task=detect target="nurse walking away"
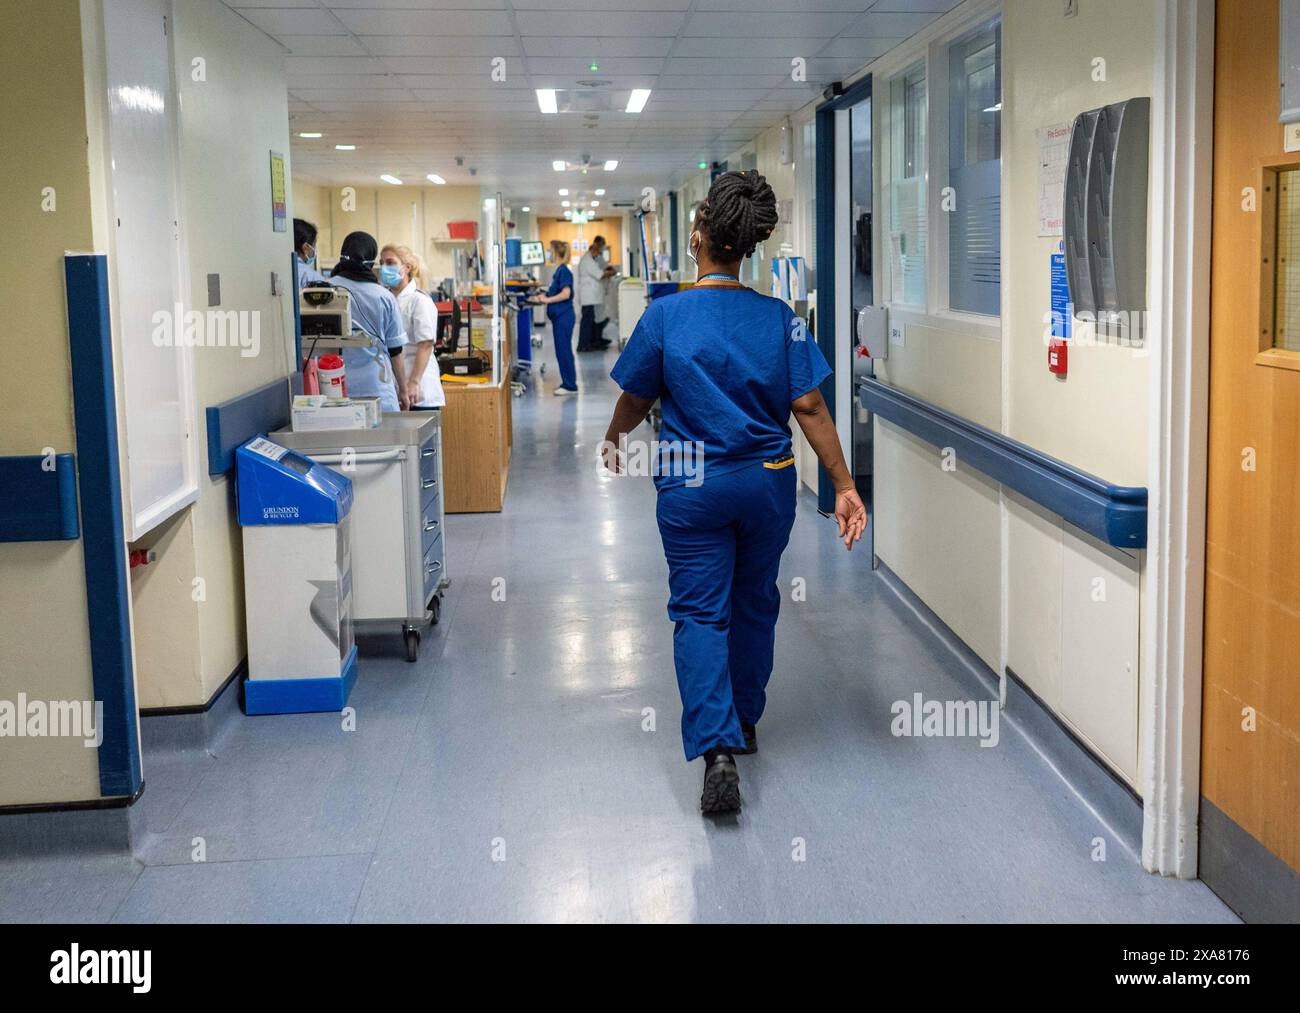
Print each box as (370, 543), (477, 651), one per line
(328, 231), (410, 412)
(379, 243), (445, 410)
(530, 239), (579, 396)
(604, 170), (868, 815)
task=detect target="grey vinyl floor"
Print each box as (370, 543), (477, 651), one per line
(0, 340), (1236, 923)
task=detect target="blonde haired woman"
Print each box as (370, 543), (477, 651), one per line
(380, 243), (445, 409)
(529, 239), (578, 395)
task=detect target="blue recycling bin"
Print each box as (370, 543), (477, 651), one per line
(236, 436), (358, 715)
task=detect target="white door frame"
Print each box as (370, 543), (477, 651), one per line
(1141, 0), (1215, 878)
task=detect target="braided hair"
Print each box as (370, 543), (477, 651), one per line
(695, 169), (778, 262)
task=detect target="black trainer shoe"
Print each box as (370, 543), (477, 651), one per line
(700, 747), (741, 814)
(732, 722), (757, 755)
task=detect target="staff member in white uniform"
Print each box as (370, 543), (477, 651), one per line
(577, 235), (615, 352)
(328, 231), (409, 412)
(380, 243), (445, 409)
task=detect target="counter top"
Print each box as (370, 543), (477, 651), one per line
(270, 411), (439, 450)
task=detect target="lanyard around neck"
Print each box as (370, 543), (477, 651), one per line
(696, 272), (743, 289)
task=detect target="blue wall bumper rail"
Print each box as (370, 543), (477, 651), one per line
(859, 378), (1148, 550)
(0, 454), (79, 542)
(206, 377), (291, 476)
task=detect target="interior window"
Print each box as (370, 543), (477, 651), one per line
(889, 63), (928, 306)
(947, 19), (1002, 316)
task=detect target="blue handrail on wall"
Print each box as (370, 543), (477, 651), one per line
(205, 377), (291, 476)
(859, 377), (1148, 550)
(0, 454), (79, 542)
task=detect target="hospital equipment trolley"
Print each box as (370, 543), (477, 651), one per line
(272, 412), (447, 662)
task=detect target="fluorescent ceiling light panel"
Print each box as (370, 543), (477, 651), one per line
(381, 174), (402, 185)
(426, 173), (446, 184)
(626, 88), (652, 113)
(552, 160), (566, 171)
(536, 89), (558, 114)
(604, 160), (618, 171)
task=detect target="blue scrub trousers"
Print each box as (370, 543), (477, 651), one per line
(656, 460), (797, 760)
(549, 308), (577, 390)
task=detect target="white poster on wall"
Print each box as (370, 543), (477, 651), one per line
(1037, 123), (1072, 237)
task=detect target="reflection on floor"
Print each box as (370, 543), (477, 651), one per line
(0, 342), (1235, 923)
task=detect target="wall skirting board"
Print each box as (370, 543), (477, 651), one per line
(0, 664), (244, 858)
(874, 561), (1143, 859)
(138, 660), (244, 756)
(1199, 798), (1300, 923)
(0, 784), (145, 860)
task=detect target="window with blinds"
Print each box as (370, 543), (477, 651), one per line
(947, 20), (1002, 316)
(1274, 169), (1300, 352)
(889, 64), (928, 306)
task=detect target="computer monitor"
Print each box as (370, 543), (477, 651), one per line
(520, 240), (544, 266)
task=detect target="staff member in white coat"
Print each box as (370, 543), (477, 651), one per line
(380, 243), (445, 410)
(577, 235), (615, 352)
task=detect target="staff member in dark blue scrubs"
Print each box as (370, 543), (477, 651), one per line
(530, 239), (579, 395)
(604, 170), (867, 814)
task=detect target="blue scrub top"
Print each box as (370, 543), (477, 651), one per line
(611, 287), (830, 489)
(327, 274), (407, 411)
(298, 259), (327, 289)
(547, 264), (575, 318)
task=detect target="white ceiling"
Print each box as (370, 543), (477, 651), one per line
(222, 0), (958, 215)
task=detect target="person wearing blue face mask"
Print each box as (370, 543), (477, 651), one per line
(294, 218), (326, 289)
(328, 231), (410, 411)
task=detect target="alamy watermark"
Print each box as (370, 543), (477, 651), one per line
(599, 435), (706, 487)
(891, 692), (999, 748)
(151, 304), (261, 358)
(0, 695), (103, 747)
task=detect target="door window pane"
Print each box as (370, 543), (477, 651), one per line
(948, 20), (1001, 316)
(1274, 168), (1300, 351)
(889, 64), (927, 306)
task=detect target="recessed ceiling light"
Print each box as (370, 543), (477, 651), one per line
(335, 144), (356, 151)
(591, 201), (599, 207)
(426, 173), (446, 184)
(298, 132), (322, 139)
(552, 159), (566, 171)
(558, 188), (569, 196)
(561, 200), (571, 207)
(564, 210), (572, 218)
(595, 188), (606, 195)
(536, 89), (558, 114)
(604, 160), (618, 171)
(521, 206), (531, 212)
(626, 88), (652, 113)
(381, 174), (402, 185)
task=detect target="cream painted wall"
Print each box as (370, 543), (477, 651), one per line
(291, 182), (483, 282)
(1000, 0), (1151, 785)
(0, 0), (104, 804)
(1004, 0), (1152, 486)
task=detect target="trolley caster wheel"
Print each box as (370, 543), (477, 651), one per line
(539, 362), (547, 376)
(403, 628), (420, 663)
(430, 596), (441, 626)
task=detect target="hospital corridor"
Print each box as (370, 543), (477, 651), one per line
(0, 0), (1298, 977)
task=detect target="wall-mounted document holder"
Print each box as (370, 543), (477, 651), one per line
(1063, 97), (1150, 319)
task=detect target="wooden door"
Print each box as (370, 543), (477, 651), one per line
(1202, 0), (1300, 914)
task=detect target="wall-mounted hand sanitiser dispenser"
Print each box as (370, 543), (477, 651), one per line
(1063, 97), (1150, 319)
